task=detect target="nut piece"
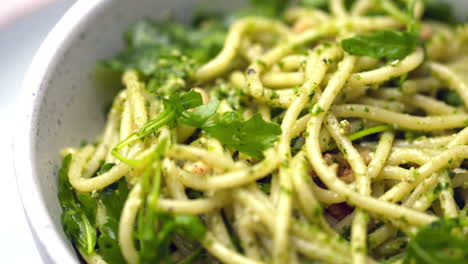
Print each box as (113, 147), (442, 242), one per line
(183, 161), (212, 175)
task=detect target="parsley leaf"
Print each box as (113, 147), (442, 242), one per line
(202, 112), (282, 158)
(58, 154), (97, 255)
(341, 30), (419, 60)
(403, 218), (468, 264)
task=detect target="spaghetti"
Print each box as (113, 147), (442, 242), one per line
(58, 1), (468, 263)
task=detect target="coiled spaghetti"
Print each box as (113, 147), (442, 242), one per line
(59, 1), (468, 263)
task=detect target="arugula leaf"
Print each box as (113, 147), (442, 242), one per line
(133, 139), (207, 264)
(137, 142), (166, 263)
(327, 125), (391, 150)
(341, 30), (419, 60)
(98, 218), (125, 264)
(138, 212), (207, 264)
(58, 154), (97, 255)
(100, 179), (129, 221)
(61, 210), (97, 255)
(97, 179), (129, 264)
(202, 113), (282, 158)
(76, 193), (97, 224)
(111, 90), (205, 163)
(300, 0), (328, 9)
(403, 218), (468, 264)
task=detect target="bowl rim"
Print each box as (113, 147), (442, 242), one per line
(13, 0), (110, 262)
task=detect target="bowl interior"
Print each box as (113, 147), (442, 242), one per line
(17, 0), (244, 262)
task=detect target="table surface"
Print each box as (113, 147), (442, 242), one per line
(0, 0), (74, 262)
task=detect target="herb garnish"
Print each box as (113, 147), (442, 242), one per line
(97, 179), (129, 263)
(341, 30), (419, 60)
(58, 154), (97, 255)
(202, 112), (282, 158)
(111, 90), (219, 164)
(112, 87), (281, 162)
(403, 218), (468, 264)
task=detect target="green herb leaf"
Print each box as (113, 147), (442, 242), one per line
(58, 154), (97, 255)
(97, 163), (115, 175)
(101, 18), (226, 95)
(181, 100), (220, 128)
(98, 218), (125, 264)
(97, 179), (129, 264)
(61, 210), (97, 255)
(327, 125), (391, 150)
(341, 30), (419, 60)
(100, 179), (129, 221)
(202, 113), (282, 158)
(138, 212), (207, 264)
(167, 90), (204, 118)
(76, 193), (97, 224)
(257, 182), (272, 195)
(403, 218), (468, 264)
(112, 90), (206, 163)
(439, 90), (463, 107)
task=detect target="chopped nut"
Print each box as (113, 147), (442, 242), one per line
(359, 149), (372, 166)
(183, 161), (212, 175)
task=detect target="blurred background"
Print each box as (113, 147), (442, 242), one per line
(0, 0), (74, 262)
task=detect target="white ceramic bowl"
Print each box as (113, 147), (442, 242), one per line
(13, 0), (468, 263)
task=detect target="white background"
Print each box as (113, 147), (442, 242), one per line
(0, 0), (74, 262)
